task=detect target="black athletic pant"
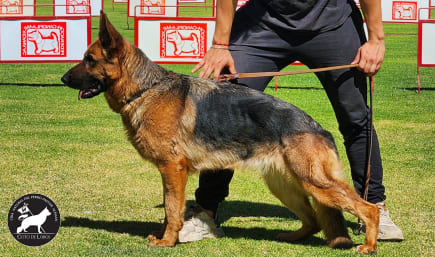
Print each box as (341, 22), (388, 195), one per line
(195, 7), (386, 214)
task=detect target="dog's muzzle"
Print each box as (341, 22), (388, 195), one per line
(61, 73), (105, 100)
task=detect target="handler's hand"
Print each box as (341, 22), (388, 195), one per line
(191, 48), (237, 81)
(351, 39), (385, 77)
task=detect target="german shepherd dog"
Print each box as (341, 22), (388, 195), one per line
(61, 11), (379, 254)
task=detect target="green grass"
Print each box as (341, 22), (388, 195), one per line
(1, 2), (434, 256)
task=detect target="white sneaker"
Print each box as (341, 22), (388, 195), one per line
(178, 205), (225, 243)
(376, 203), (404, 241)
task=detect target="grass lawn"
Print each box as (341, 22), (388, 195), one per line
(0, 2), (434, 256)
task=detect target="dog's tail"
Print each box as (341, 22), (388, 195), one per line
(284, 132), (344, 187)
(309, 146), (356, 249)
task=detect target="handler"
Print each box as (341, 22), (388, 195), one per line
(179, 0), (404, 242)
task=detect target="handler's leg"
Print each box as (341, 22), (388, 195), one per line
(178, 170), (232, 243)
(195, 169), (234, 215)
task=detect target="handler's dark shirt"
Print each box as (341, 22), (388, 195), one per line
(234, 0), (354, 33)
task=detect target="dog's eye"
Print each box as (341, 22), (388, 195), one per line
(84, 55), (95, 66)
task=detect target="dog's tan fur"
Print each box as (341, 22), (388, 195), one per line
(61, 12), (379, 254)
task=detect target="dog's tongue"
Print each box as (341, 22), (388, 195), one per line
(78, 88), (101, 100)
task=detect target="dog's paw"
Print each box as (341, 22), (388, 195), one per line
(356, 244), (377, 255)
(146, 231), (163, 241)
(147, 239), (176, 247)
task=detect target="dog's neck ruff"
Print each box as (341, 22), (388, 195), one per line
(122, 54), (163, 105)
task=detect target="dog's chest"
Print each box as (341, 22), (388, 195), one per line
(120, 94), (185, 161)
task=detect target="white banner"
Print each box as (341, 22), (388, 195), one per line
(382, 0), (430, 22)
(135, 18), (215, 63)
(420, 22), (435, 65)
(128, 0), (178, 17)
(0, 0), (35, 17)
(0, 18), (90, 62)
(54, 0), (102, 16)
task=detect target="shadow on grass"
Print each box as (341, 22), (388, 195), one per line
(153, 200), (297, 221)
(222, 226), (327, 247)
(61, 216), (326, 247)
(62, 200), (360, 247)
(62, 217), (161, 238)
(216, 200), (297, 221)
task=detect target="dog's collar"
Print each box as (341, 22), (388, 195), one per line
(125, 88), (149, 105)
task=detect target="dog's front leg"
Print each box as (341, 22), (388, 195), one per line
(147, 159), (188, 247)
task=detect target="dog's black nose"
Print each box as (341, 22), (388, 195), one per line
(61, 74), (70, 85)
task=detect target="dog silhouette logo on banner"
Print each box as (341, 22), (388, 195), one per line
(140, 0), (165, 15)
(21, 22), (67, 57)
(0, 0), (23, 14)
(392, 1), (417, 20)
(160, 23), (206, 59)
(66, 0), (90, 14)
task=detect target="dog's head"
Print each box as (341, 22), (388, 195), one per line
(61, 11), (124, 100)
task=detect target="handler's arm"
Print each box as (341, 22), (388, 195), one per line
(352, 0), (385, 76)
(191, 0), (238, 80)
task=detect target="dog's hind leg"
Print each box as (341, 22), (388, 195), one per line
(263, 170), (321, 242)
(312, 201), (353, 249)
(302, 181), (379, 254)
(303, 181), (379, 254)
(147, 158), (189, 247)
(284, 133), (379, 254)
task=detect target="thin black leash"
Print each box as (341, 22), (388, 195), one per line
(354, 76), (374, 235)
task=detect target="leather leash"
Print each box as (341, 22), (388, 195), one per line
(218, 63), (359, 81)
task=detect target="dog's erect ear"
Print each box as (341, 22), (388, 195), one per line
(99, 10), (123, 54)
